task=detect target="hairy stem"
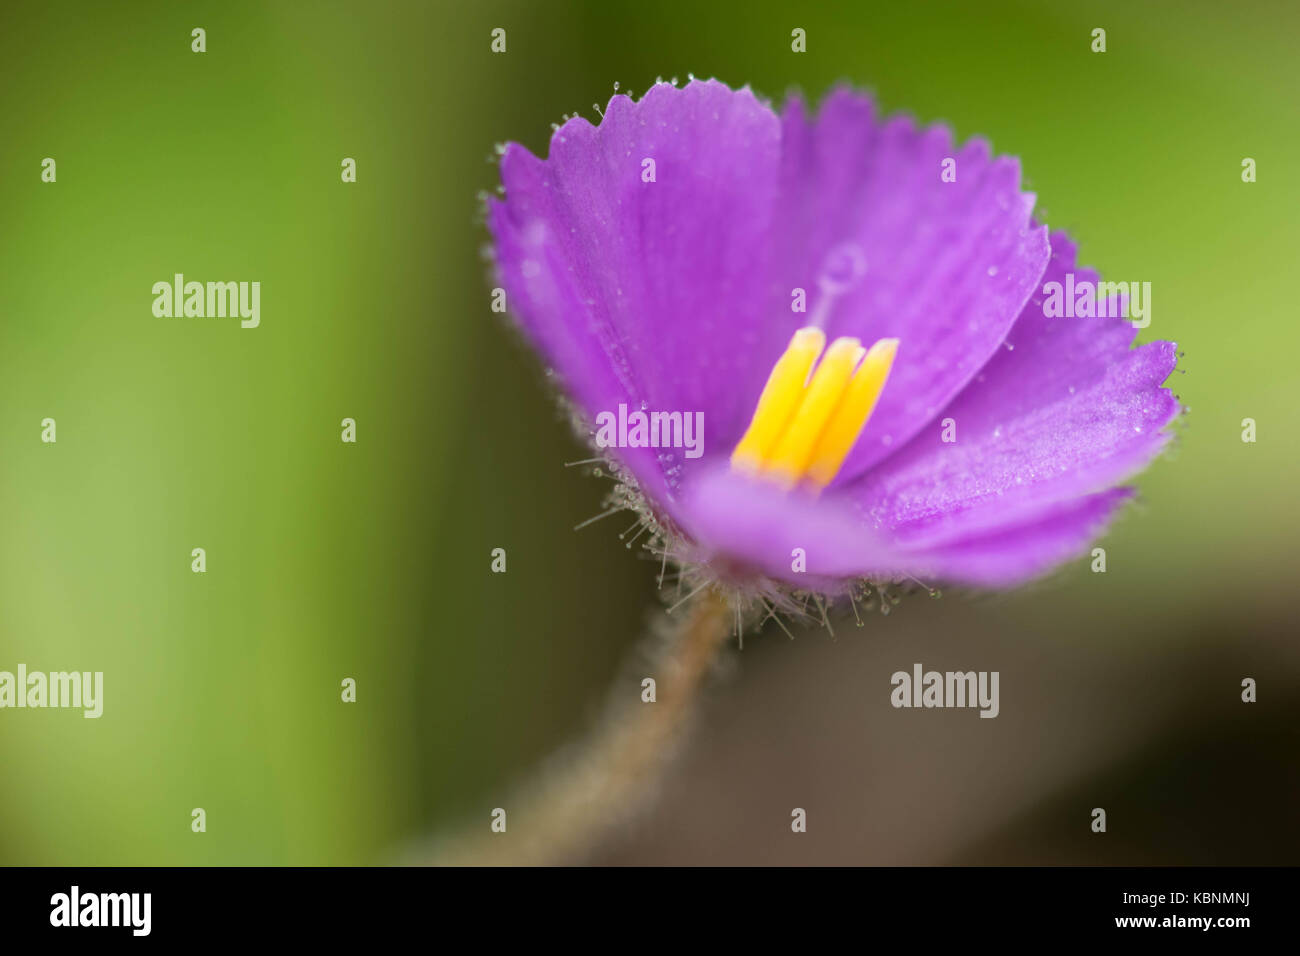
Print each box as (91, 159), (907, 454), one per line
(417, 588), (731, 866)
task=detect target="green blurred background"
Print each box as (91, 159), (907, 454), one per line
(1, 0), (1296, 865)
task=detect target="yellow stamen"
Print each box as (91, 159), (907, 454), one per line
(766, 337), (865, 488)
(730, 327), (826, 475)
(730, 328), (898, 494)
(804, 337), (898, 491)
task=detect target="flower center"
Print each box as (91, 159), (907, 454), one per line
(730, 327), (898, 493)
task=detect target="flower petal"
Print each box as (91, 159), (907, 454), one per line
(488, 79), (786, 502)
(894, 488), (1135, 587)
(849, 231), (1180, 548)
(774, 88), (1051, 484)
(679, 467), (1136, 590)
(675, 465), (898, 589)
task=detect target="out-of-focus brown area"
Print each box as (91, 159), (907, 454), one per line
(587, 592), (1299, 865)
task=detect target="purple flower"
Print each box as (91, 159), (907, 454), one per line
(487, 79), (1179, 600)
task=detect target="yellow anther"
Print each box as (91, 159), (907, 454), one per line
(803, 337), (898, 491)
(730, 327), (826, 475)
(766, 337), (864, 488)
(730, 327), (898, 494)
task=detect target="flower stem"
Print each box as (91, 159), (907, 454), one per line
(417, 587), (731, 865)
